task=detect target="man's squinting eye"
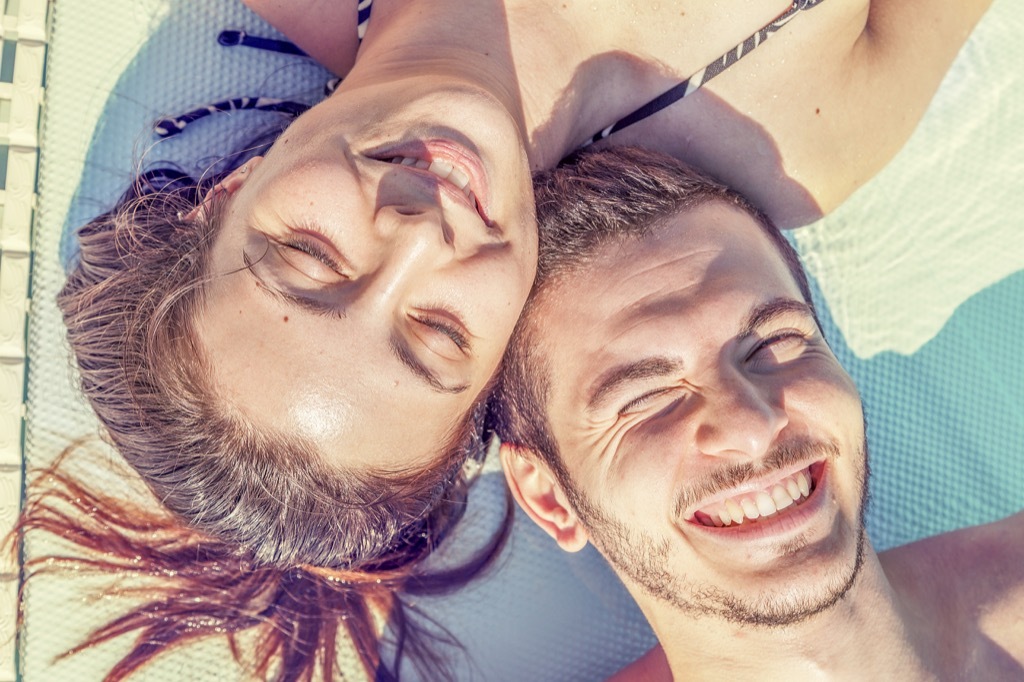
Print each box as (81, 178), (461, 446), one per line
(619, 386), (685, 417)
(276, 238), (347, 282)
(748, 331), (809, 366)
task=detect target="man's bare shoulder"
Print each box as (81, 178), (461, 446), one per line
(953, 512), (1024, 666)
(890, 507), (1022, 548)
(882, 511), (1024, 675)
(606, 645), (671, 682)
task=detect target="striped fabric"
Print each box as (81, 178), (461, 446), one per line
(580, 0), (825, 149)
(157, 0), (374, 138)
(153, 96), (309, 138)
(358, 0), (373, 40)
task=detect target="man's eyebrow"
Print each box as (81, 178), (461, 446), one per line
(389, 333), (470, 395)
(740, 297), (817, 336)
(586, 356), (686, 413)
(584, 299), (813, 413)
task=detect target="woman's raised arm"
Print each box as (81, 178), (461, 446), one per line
(242, 0), (362, 76)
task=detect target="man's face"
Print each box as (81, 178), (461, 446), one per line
(522, 203), (868, 626)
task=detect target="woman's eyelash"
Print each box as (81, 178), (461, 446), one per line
(283, 238), (342, 273)
(419, 317), (470, 352)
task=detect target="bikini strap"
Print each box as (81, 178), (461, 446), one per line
(578, 0), (823, 151)
(358, 0), (373, 41)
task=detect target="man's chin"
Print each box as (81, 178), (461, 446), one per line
(658, 525), (867, 628)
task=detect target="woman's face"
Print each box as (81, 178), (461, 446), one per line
(196, 73), (537, 471)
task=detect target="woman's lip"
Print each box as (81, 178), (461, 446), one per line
(367, 138), (493, 227)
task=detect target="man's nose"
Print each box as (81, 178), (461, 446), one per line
(693, 367), (787, 461)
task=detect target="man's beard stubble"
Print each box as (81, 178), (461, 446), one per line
(583, 435), (871, 629)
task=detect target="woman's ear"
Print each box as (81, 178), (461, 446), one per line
(184, 156), (264, 221)
(217, 155), (264, 194)
(500, 442), (588, 552)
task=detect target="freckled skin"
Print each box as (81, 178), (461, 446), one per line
(196, 55), (538, 471)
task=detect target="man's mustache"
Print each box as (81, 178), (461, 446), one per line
(672, 436), (842, 520)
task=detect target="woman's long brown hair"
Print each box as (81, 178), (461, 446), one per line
(13, 446), (512, 681)
(10, 163), (512, 680)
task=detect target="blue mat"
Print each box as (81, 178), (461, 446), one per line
(24, 0), (1023, 679)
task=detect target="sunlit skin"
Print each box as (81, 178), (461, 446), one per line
(500, 204), (939, 678)
(517, 203), (866, 608)
(201, 0), (995, 473)
(504, 200), (1024, 680)
(247, 0), (995, 228)
(196, 69), (536, 472)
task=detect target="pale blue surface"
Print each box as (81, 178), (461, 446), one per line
(808, 266), (1024, 551)
(43, 0), (1024, 679)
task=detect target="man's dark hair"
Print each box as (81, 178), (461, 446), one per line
(489, 146), (815, 518)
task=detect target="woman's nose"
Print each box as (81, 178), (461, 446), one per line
(367, 205), (455, 300)
(377, 203), (455, 246)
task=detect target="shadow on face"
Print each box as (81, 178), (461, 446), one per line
(193, 79), (538, 473)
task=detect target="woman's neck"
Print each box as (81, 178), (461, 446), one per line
(354, 0), (608, 168)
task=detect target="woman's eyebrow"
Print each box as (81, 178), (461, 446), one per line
(388, 333), (470, 395)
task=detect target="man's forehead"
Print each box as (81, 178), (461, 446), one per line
(537, 204), (771, 307)
(528, 204), (805, 373)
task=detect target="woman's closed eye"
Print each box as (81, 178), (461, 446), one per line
(275, 238), (348, 282)
(411, 314), (471, 359)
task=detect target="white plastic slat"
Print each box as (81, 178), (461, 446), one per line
(0, 572), (18, 682)
(0, 250), (29, 358)
(0, 359), (25, 468)
(1, 1), (48, 680)
(8, 42), (44, 149)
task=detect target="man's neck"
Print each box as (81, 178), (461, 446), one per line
(646, 551), (940, 681)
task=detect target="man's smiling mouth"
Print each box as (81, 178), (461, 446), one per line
(685, 463), (822, 528)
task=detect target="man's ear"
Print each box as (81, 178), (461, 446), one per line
(501, 442), (588, 552)
(184, 156), (264, 221)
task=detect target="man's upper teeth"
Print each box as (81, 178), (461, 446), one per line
(390, 156), (474, 196)
(692, 468), (813, 528)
